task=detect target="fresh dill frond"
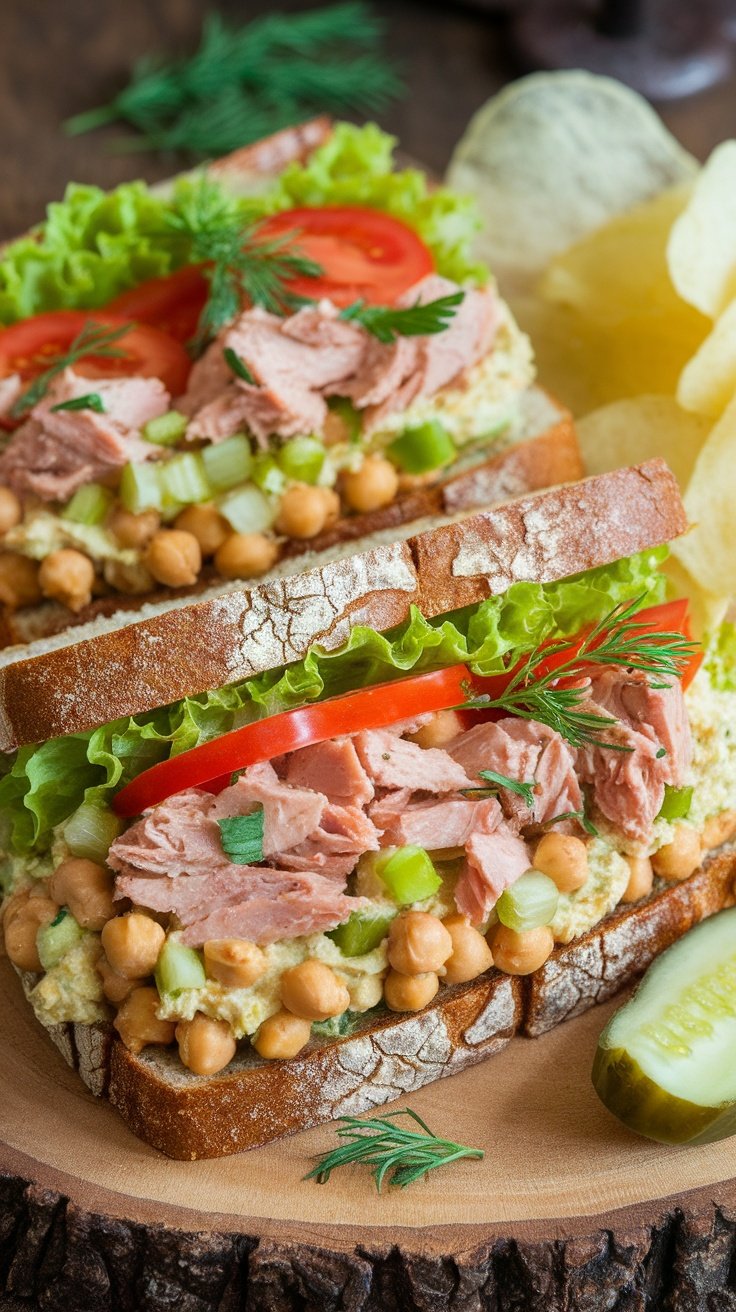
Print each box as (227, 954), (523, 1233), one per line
(463, 771), (536, 807)
(340, 291), (465, 344)
(463, 597), (699, 752)
(11, 322), (129, 417)
(306, 1108), (484, 1192)
(64, 5), (403, 157)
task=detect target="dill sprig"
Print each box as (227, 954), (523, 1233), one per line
(11, 322), (130, 418)
(306, 1109), (484, 1192)
(464, 598), (698, 752)
(463, 771), (536, 807)
(64, 6), (403, 157)
(340, 291), (465, 344)
(164, 177), (321, 344)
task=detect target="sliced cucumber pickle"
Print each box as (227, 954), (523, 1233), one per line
(593, 908), (736, 1145)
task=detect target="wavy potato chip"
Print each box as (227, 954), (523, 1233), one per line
(575, 396), (710, 485)
(447, 70), (697, 293)
(677, 300), (736, 418)
(671, 391), (736, 599)
(667, 141), (736, 319)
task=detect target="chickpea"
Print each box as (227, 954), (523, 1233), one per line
(702, 809), (736, 852)
(103, 559), (155, 596)
(341, 456), (399, 514)
(442, 914), (494, 985)
(3, 895), (58, 972)
(533, 833), (589, 894)
(108, 506), (160, 549)
(39, 549), (95, 612)
(49, 857), (115, 931)
(97, 954), (142, 1005)
(490, 924), (554, 976)
(175, 503), (230, 557)
(275, 484), (329, 540)
(0, 553), (41, 608)
(214, 531), (279, 580)
(387, 911), (453, 977)
(144, 529), (201, 588)
(176, 1013), (237, 1076)
(204, 939), (267, 989)
(253, 1008), (311, 1060)
(0, 487), (21, 535)
(114, 986), (176, 1055)
(280, 959), (350, 1021)
(101, 912), (165, 980)
(384, 970), (439, 1012)
(621, 855), (654, 905)
(319, 486), (341, 528)
(651, 824), (702, 882)
(408, 709), (464, 751)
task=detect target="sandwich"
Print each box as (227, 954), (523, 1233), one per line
(0, 119), (579, 647)
(2, 459), (735, 1160)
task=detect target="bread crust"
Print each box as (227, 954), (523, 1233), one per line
(23, 846), (735, 1160)
(0, 459), (685, 750)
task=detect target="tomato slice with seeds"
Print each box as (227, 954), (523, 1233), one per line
(105, 265), (210, 344)
(0, 311), (192, 400)
(256, 206), (434, 307)
(113, 665), (472, 817)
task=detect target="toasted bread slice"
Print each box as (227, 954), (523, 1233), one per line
(0, 458), (685, 749)
(19, 845), (735, 1160)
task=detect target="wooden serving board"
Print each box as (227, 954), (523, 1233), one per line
(1, 959), (735, 1311)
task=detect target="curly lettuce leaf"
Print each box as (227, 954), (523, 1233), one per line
(0, 549), (667, 860)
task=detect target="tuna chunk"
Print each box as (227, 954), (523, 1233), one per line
(108, 788), (223, 879)
(0, 368), (169, 501)
(354, 729), (473, 793)
(576, 669), (691, 843)
(373, 793), (503, 850)
(455, 831), (531, 925)
(448, 718), (582, 829)
(0, 374), (22, 419)
(116, 864), (365, 946)
(269, 801), (380, 880)
(211, 761), (325, 855)
(285, 737), (374, 808)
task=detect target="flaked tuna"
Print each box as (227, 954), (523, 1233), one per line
(448, 718), (582, 830)
(354, 728), (474, 793)
(211, 761), (326, 856)
(108, 788), (223, 880)
(0, 368), (168, 501)
(455, 830), (531, 924)
(372, 793), (502, 850)
(284, 737), (374, 808)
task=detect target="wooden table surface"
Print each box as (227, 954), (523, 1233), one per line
(2, 0), (735, 241)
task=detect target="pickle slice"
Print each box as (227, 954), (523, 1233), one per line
(592, 908), (736, 1145)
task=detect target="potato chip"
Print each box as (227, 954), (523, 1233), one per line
(662, 557), (728, 640)
(671, 391), (736, 599)
(677, 300), (736, 418)
(575, 396), (710, 486)
(667, 141), (736, 319)
(447, 70), (697, 294)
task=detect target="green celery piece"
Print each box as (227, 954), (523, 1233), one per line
(328, 907), (396, 957)
(657, 785), (694, 822)
(36, 909), (85, 971)
(376, 846), (441, 905)
(155, 939), (206, 996)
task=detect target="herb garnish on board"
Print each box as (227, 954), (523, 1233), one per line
(306, 1108), (484, 1191)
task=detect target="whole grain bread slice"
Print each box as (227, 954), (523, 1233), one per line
(21, 845), (735, 1160)
(0, 458), (685, 749)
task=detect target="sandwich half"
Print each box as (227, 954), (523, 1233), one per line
(0, 119), (579, 646)
(2, 460), (735, 1159)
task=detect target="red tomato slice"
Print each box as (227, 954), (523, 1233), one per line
(113, 664), (472, 817)
(0, 311), (192, 399)
(256, 206), (434, 307)
(105, 265), (209, 344)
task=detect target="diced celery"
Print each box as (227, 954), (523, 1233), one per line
(277, 436), (325, 484)
(388, 420), (456, 474)
(251, 453), (287, 497)
(327, 396), (362, 444)
(61, 483), (114, 526)
(155, 938), (206, 996)
(201, 433), (253, 491)
(119, 462), (163, 514)
(328, 907), (396, 957)
(217, 484), (274, 533)
(376, 846), (441, 905)
(37, 908), (85, 971)
(657, 784), (694, 822)
(142, 410), (188, 447)
(160, 452), (211, 506)
(496, 871), (559, 933)
(64, 802), (123, 864)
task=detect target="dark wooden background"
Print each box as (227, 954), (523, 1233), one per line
(1, 0), (735, 241)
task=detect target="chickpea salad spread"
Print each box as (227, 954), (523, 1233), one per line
(2, 541), (736, 1081)
(0, 123), (535, 621)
